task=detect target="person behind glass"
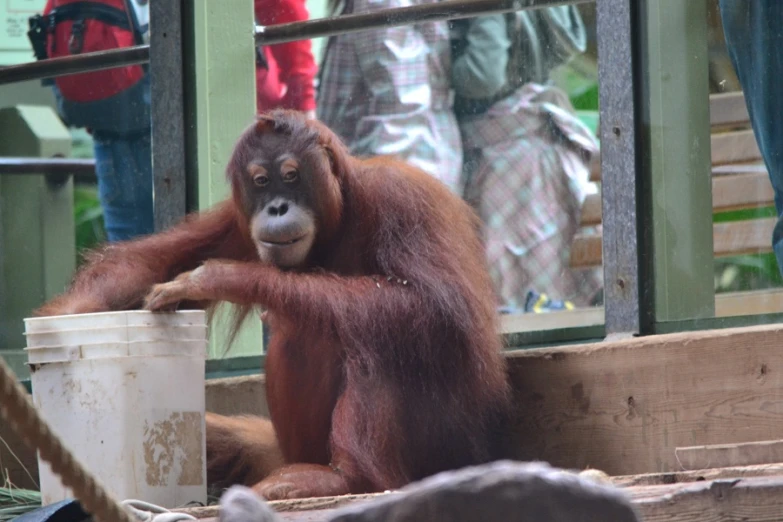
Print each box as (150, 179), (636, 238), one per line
(315, 0), (463, 193)
(718, 1), (783, 278)
(254, 0), (318, 118)
(449, 7), (603, 313)
(30, 0), (153, 243)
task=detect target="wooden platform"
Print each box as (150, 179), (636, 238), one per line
(180, 322), (783, 521)
(4, 323), (783, 520)
(183, 467), (783, 521)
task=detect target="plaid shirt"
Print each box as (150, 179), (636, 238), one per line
(461, 83), (603, 308)
(316, 0), (463, 193)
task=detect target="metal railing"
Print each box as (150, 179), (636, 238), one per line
(0, 0), (587, 86)
(0, 157), (95, 175)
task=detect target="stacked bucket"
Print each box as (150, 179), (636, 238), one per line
(23, 310), (209, 508)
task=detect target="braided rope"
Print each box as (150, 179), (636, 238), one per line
(0, 356), (134, 522)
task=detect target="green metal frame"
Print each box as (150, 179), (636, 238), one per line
(0, 106), (75, 380)
(185, 0), (265, 362)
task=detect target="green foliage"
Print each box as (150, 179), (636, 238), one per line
(73, 185), (106, 265)
(553, 58), (600, 138)
(713, 207), (783, 292)
(553, 56), (600, 112)
(67, 127), (106, 264)
(0, 487), (40, 521)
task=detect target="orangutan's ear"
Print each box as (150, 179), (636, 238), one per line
(255, 114), (276, 134)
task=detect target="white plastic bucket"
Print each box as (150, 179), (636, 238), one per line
(24, 310), (208, 509)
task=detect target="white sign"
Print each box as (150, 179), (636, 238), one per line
(1, 0), (46, 65)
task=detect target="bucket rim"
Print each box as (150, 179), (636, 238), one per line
(24, 310), (208, 333)
(26, 340), (209, 364)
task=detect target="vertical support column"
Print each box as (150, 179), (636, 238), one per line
(186, 0), (263, 359)
(0, 106), (75, 378)
(150, 0), (188, 231)
(596, 0), (649, 336)
(643, 0), (714, 322)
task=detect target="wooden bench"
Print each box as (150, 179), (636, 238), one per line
(568, 90), (783, 318)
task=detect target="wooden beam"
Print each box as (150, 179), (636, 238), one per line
(580, 171), (775, 227)
(712, 129), (762, 166)
(185, 474), (783, 521)
(712, 171), (775, 212)
(569, 233), (603, 268)
(709, 91), (750, 129)
(713, 218), (777, 256)
(502, 323), (783, 476)
(613, 463), (783, 487)
(714, 288), (783, 317)
(199, 323), (783, 479)
(588, 92), (752, 183)
(580, 192), (602, 226)
(570, 217), (776, 268)
(498, 307), (604, 334)
(632, 475), (783, 521)
(675, 440), (783, 470)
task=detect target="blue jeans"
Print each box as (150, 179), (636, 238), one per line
(719, 0), (783, 276)
(92, 129), (154, 242)
(52, 75), (154, 242)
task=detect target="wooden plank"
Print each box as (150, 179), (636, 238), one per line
(498, 307), (604, 334)
(188, 474), (783, 521)
(631, 475), (783, 522)
(715, 288), (783, 317)
(675, 440), (783, 470)
(712, 163), (767, 176)
(613, 463), (783, 487)
(580, 171), (774, 227)
(714, 217), (776, 257)
(589, 151), (601, 183)
(569, 233), (602, 268)
(712, 171), (775, 212)
(182, 494), (375, 521)
(709, 91), (750, 129)
(502, 323), (783, 476)
(587, 92), (751, 183)
(711, 129), (762, 166)
(570, 218), (776, 268)
(580, 193), (602, 226)
(197, 323), (783, 478)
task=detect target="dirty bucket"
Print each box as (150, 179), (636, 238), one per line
(23, 310), (208, 508)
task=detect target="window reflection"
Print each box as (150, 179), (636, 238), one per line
(317, 2), (603, 315)
(0, 0), (610, 363)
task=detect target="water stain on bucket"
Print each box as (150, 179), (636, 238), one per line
(143, 412), (204, 487)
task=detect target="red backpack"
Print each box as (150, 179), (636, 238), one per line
(29, 0), (146, 103)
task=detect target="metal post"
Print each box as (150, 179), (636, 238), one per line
(0, 106), (76, 379)
(150, 0), (188, 231)
(643, 0), (714, 323)
(596, 0), (651, 337)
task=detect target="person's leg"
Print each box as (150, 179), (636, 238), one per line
(719, 0), (783, 275)
(92, 130), (154, 242)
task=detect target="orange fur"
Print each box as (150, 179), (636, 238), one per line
(206, 412), (285, 489)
